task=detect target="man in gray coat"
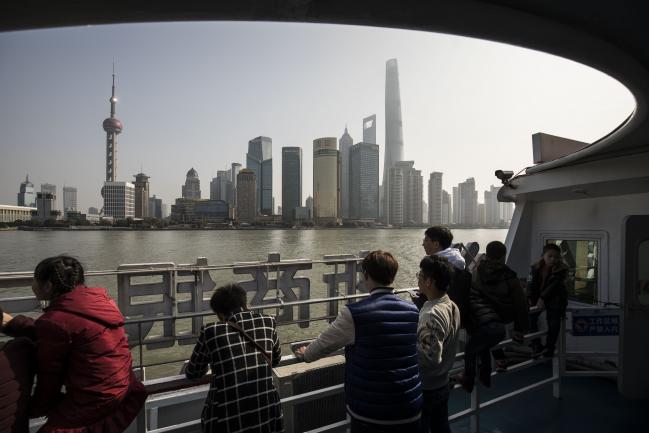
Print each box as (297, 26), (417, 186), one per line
(416, 255), (461, 433)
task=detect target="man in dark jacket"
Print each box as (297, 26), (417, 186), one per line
(528, 243), (569, 357)
(472, 242), (529, 371)
(297, 251), (422, 432)
(456, 241), (528, 391)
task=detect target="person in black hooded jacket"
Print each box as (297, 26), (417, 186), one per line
(527, 243), (569, 357)
(455, 241), (528, 392)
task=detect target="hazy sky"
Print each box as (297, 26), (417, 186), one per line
(0, 21), (635, 212)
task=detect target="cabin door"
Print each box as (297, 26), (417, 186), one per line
(620, 215), (649, 398)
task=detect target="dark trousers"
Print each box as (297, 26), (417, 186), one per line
(350, 416), (421, 433)
(421, 385), (450, 433)
(530, 307), (564, 352)
(465, 321), (506, 377)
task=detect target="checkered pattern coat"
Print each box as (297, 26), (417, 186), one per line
(186, 310), (284, 433)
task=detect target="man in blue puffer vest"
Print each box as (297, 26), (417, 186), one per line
(296, 250), (423, 432)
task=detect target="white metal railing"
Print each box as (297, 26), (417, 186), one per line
(134, 305), (620, 433)
(4, 261), (618, 433)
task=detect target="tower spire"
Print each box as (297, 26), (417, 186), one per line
(110, 62), (117, 117)
(102, 63), (123, 183)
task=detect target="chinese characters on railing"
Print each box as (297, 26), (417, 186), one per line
(115, 253), (368, 348)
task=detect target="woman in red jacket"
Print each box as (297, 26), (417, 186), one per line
(3, 256), (147, 433)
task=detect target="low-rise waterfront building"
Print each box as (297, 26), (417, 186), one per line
(0, 204), (36, 223)
(170, 198), (229, 223)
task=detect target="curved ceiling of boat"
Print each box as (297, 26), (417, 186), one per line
(2, 0), (648, 172)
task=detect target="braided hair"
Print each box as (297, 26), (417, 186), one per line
(34, 255), (85, 298)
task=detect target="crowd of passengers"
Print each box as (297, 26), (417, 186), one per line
(0, 226), (568, 433)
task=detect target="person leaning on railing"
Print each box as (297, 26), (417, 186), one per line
(528, 243), (569, 358)
(1, 255), (147, 433)
(185, 284), (283, 433)
(415, 255), (461, 433)
(295, 250), (422, 433)
(0, 306), (36, 433)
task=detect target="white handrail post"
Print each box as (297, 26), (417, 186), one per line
(553, 317), (565, 399)
(470, 383), (479, 433)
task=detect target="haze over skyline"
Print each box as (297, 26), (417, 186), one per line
(0, 21), (635, 212)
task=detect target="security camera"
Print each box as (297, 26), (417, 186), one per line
(495, 170), (516, 187)
(495, 170), (514, 181)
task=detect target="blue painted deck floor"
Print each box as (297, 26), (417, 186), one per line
(448, 364), (648, 433)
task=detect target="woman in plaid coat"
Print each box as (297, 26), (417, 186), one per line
(186, 284), (284, 433)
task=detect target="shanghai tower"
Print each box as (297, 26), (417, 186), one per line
(383, 58), (404, 222)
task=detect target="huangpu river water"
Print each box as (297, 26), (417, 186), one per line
(1, 228), (507, 377)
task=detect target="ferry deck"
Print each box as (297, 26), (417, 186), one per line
(1, 0), (649, 432)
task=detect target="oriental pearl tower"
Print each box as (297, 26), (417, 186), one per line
(103, 71), (123, 182)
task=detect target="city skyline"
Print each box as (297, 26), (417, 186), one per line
(0, 22), (634, 211)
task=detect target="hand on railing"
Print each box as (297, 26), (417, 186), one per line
(294, 346), (306, 361)
(1, 310), (13, 330)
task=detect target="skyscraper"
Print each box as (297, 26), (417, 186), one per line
(282, 147), (302, 222)
(17, 175), (36, 207)
(452, 187), (459, 224)
(305, 196), (314, 219)
(441, 190), (451, 225)
(210, 171), (231, 202)
(478, 203), (487, 226)
(313, 137), (340, 224)
(230, 163), (242, 206)
(100, 69), (127, 218)
(102, 70), (123, 183)
(102, 182), (135, 219)
(349, 142), (379, 220)
(148, 194), (163, 219)
(339, 127), (353, 219)
(34, 192), (58, 222)
(63, 186), (78, 219)
(41, 183), (56, 196)
(383, 58), (405, 221)
(237, 169), (256, 223)
(363, 114), (377, 144)
(457, 178), (478, 226)
(500, 202), (514, 225)
(428, 172), (443, 226)
(246, 136), (273, 215)
(40, 184), (57, 211)
(387, 161), (422, 226)
(484, 185), (501, 226)
(133, 173), (150, 218)
(182, 168), (201, 199)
